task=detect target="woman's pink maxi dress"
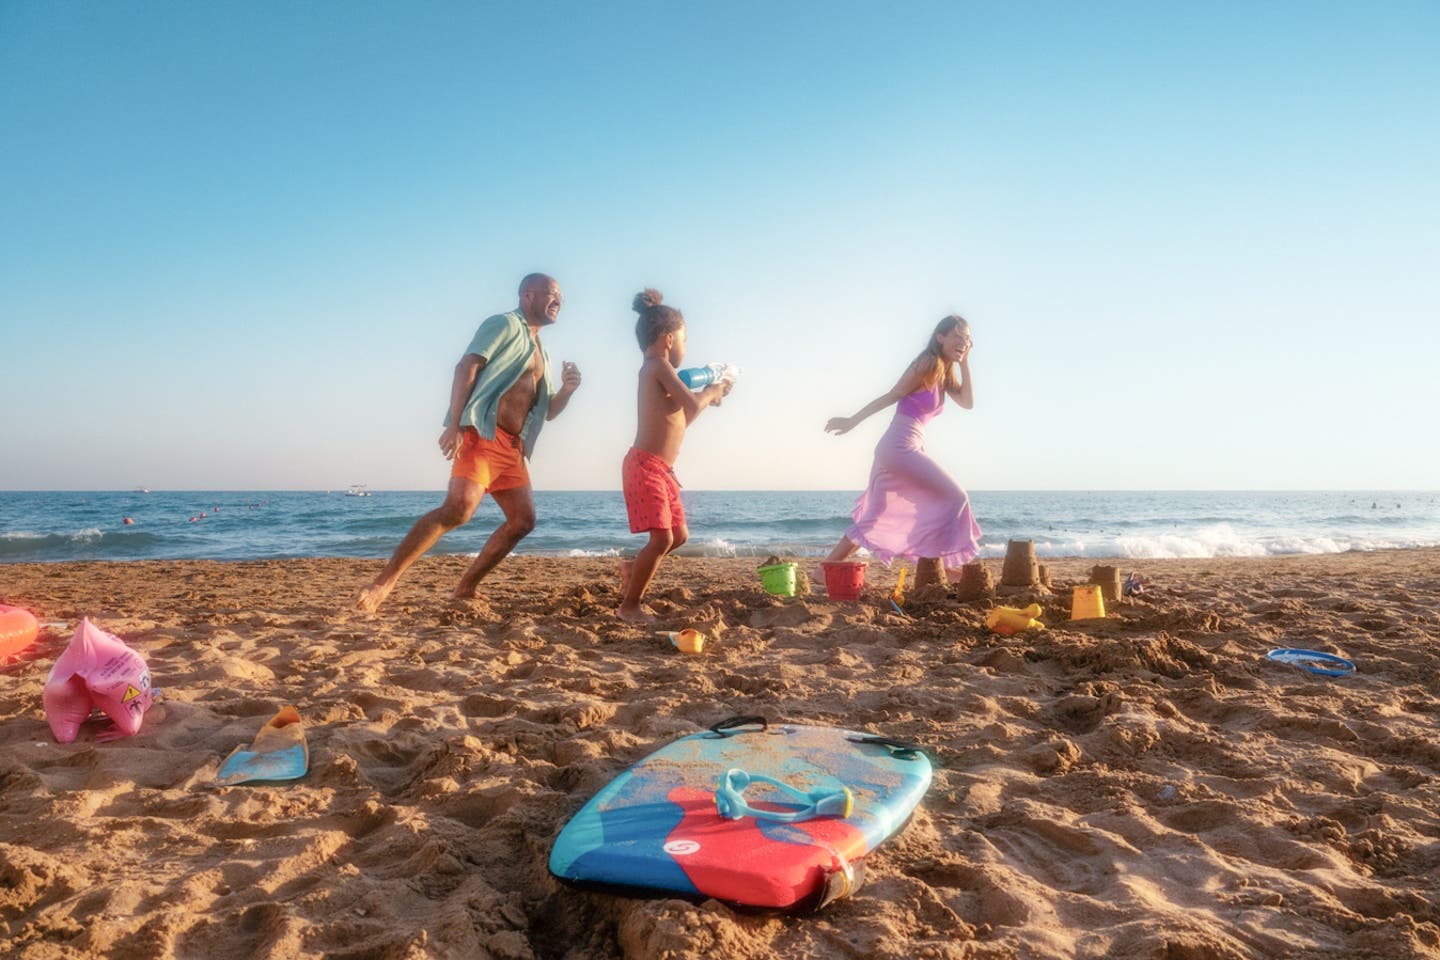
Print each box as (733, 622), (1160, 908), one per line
(845, 383), (982, 569)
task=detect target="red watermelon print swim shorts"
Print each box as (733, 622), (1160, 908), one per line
(622, 447), (685, 533)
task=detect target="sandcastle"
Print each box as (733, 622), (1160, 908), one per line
(998, 539), (1052, 597)
(913, 557), (946, 590)
(1089, 565), (1123, 605)
(954, 561), (995, 601)
(1001, 539), (1038, 586)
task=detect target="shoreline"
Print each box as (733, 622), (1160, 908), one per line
(5, 539), (1440, 570)
(3, 549), (1439, 958)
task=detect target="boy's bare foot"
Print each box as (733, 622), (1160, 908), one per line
(353, 583), (391, 614)
(451, 585), (480, 601)
(615, 603), (657, 625)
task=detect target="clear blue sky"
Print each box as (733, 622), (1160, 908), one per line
(3, 1), (1436, 491)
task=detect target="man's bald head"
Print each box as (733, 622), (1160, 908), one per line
(518, 274), (563, 326)
(519, 273), (555, 296)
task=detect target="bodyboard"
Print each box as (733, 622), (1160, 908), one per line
(549, 720), (931, 910)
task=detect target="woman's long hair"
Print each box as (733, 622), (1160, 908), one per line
(913, 314), (968, 390)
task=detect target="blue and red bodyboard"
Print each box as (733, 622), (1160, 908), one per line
(549, 722), (932, 910)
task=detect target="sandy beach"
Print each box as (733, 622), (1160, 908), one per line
(2, 549), (1439, 959)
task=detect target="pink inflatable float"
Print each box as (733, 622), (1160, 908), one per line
(0, 604), (39, 657)
(43, 619), (154, 743)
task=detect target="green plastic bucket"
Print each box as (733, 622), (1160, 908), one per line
(757, 562), (798, 597)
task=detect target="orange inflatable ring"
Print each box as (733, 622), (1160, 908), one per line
(0, 604), (39, 656)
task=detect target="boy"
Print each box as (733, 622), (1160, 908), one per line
(617, 288), (732, 624)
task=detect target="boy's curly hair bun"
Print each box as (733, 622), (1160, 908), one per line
(632, 287), (683, 349)
(633, 288), (664, 313)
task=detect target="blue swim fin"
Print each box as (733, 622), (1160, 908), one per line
(216, 705), (309, 785)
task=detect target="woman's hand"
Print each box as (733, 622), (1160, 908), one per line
(825, 416), (856, 435)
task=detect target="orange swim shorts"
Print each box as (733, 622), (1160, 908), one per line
(451, 427), (530, 492)
(622, 447), (685, 533)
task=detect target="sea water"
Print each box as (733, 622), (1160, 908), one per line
(2, 490), (1437, 564)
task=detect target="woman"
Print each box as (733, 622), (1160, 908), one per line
(824, 314), (981, 587)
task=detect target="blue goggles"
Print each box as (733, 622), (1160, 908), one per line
(714, 768), (854, 824)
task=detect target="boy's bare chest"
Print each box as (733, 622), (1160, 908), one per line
(653, 384), (685, 414)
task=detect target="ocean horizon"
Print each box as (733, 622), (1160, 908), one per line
(3, 489), (1437, 565)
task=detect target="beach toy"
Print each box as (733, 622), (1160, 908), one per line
(677, 362), (740, 390)
(1071, 584), (1107, 620)
(216, 706), (309, 785)
(42, 618), (153, 743)
(758, 561), (798, 597)
(986, 604), (1045, 636)
(550, 716), (932, 911)
(1266, 648), (1356, 678)
(715, 768), (854, 823)
(658, 629), (706, 654)
(822, 561), (866, 600)
(887, 567), (910, 617)
(0, 604), (40, 657)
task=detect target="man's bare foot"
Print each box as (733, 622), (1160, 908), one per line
(451, 585), (480, 601)
(615, 603), (657, 625)
(353, 583), (391, 614)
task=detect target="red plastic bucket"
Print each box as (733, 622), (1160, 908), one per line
(821, 561), (866, 600)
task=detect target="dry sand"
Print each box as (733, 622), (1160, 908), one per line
(2, 549), (1439, 960)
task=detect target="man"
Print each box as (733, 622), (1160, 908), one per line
(355, 273), (581, 612)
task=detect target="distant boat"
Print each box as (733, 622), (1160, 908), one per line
(135, 487), (151, 494)
(345, 484), (372, 497)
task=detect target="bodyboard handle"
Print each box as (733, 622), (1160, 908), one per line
(707, 715), (768, 737)
(846, 734), (929, 762)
